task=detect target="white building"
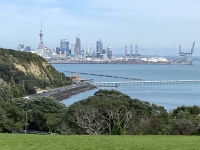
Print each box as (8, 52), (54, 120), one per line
(86, 46), (91, 55)
(18, 44), (25, 51)
(71, 44), (75, 55)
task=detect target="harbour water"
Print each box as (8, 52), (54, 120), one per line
(52, 61), (200, 111)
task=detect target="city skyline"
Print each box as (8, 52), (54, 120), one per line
(0, 0), (200, 56)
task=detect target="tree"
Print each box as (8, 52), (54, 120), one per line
(173, 119), (195, 135)
(0, 100), (24, 132)
(149, 104), (171, 135)
(72, 107), (106, 135)
(0, 106), (7, 124)
(44, 113), (56, 133)
(110, 109), (132, 135)
(0, 78), (13, 101)
(67, 89), (153, 135)
(18, 97), (67, 132)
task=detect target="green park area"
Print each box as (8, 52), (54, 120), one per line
(0, 134), (199, 150)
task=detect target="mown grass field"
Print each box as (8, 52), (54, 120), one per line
(0, 134), (200, 150)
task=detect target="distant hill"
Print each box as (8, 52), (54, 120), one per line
(0, 48), (71, 98)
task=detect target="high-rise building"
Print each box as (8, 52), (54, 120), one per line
(86, 46), (91, 55)
(75, 37), (81, 56)
(60, 39), (69, 54)
(96, 39), (103, 58)
(70, 44), (76, 58)
(71, 44), (76, 55)
(107, 47), (112, 59)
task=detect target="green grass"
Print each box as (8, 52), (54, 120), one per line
(0, 134), (200, 150)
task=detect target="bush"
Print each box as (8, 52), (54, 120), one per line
(173, 119), (196, 135)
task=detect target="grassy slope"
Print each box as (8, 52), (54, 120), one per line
(0, 134), (199, 150)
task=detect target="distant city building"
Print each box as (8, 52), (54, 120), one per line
(86, 46), (91, 55)
(92, 51), (96, 57)
(38, 42), (44, 49)
(96, 39), (103, 58)
(43, 48), (50, 58)
(25, 46), (31, 52)
(56, 47), (60, 54)
(50, 53), (58, 59)
(60, 39), (69, 55)
(75, 37), (81, 56)
(35, 49), (43, 56)
(70, 44), (75, 58)
(81, 50), (84, 54)
(18, 44), (25, 51)
(71, 44), (75, 55)
(80, 50), (85, 60)
(107, 47), (112, 59)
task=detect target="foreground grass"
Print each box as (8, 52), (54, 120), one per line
(0, 134), (200, 150)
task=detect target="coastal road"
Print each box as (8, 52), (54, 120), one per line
(28, 84), (85, 100)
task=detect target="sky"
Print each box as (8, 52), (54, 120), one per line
(0, 0), (200, 56)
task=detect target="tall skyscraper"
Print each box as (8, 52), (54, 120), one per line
(38, 21), (44, 49)
(75, 37), (81, 56)
(60, 39), (69, 54)
(96, 39), (103, 58)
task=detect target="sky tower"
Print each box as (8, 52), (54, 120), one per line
(38, 20), (44, 49)
(39, 20), (43, 43)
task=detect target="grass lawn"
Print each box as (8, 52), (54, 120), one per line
(0, 134), (199, 150)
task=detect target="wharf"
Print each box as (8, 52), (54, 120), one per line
(92, 80), (200, 87)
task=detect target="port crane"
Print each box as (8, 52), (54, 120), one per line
(179, 41), (195, 64)
(124, 44), (141, 63)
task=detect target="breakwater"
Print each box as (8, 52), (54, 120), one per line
(65, 71), (141, 80)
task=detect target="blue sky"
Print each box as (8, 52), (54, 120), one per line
(0, 0), (199, 56)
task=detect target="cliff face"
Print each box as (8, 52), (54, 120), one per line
(0, 48), (71, 98)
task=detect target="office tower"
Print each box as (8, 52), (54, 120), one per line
(96, 39), (103, 58)
(38, 21), (44, 49)
(75, 37), (81, 56)
(60, 39), (69, 54)
(107, 47), (112, 59)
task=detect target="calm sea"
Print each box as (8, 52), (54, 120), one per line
(52, 61), (200, 111)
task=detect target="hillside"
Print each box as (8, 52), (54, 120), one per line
(0, 48), (71, 98)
